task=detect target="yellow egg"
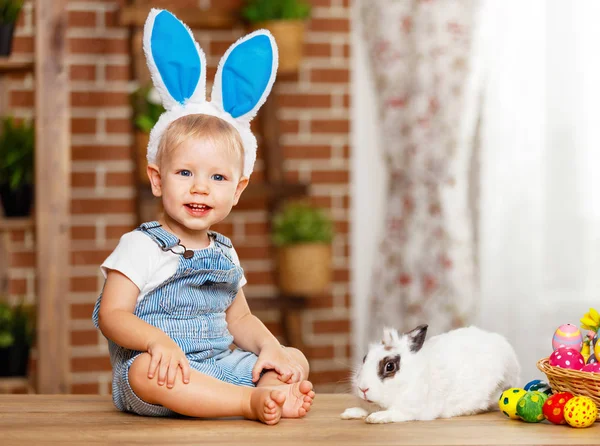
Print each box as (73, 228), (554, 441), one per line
(564, 396), (598, 428)
(499, 388), (527, 419)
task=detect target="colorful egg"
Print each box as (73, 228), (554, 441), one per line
(524, 379), (552, 396)
(543, 392), (574, 424)
(588, 354), (597, 364)
(564, 396), (598, 428)
(549, 347), (585, 370)
(552, 324), (583, 351)
(516, 391), (548, 423)
(498, 388), (527, 419)
(595, 335), (600, 359)
(582, 362), (600, 373)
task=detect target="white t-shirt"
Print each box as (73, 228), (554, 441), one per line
(101, 231), (247, 303)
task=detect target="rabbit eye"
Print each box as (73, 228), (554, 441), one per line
(385, 361), (396, 372)
(378, 354), (400, 380)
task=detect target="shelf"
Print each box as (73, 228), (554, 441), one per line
(0, 216), (34, 231)
(0, 58), (35, 74)
(119, 6), (241, 29)
(0, 377), (33, 394)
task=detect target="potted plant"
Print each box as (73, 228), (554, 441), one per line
(241, 0), (311, 73)
(130, 84), (164, 185)
(272, 201), (334, 296)
(0, 298), (35, 377)
(0, 0), (24, 56)
(0, 116), (34, 217)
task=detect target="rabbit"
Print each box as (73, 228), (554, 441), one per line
(341, 324), (520, 424)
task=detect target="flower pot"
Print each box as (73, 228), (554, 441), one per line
(135, 131), (150, 185)
(252, 20), (306, 73)
(0, 343), (30, 377)
(277, 243), (332, 296)
(0, 183), (33, 217)
(0, 22), (15, 57)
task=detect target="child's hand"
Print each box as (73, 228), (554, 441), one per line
(146, 335), (191, 388)
(252, 344), (305, 384)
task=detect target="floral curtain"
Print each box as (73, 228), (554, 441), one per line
(362, 0), (481, 339)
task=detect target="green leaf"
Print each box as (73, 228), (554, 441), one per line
(272, 202), (334, 246)
(241, 0), (311, 22)
(0, 116), (34, 191)
(0, 0), (24, 24)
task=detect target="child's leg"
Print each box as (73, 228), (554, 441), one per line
(256, 347), (315, 418)
(128, 353), (285, 424)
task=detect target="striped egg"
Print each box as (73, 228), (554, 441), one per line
(552, 324), (583, 351)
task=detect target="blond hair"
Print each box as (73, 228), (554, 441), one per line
(156, 114), (244, 173)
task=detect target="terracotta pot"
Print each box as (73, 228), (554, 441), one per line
(252, 20), (306, 74)
(135, 131), (150, 185)
(277, 243), (332, 296)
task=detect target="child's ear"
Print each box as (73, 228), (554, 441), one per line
(147, 163), (162, 197)
(233, 177), (249, 205)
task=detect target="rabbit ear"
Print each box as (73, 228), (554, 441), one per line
(382, 328), (400, 348)
(143, 9), (207, 110)
(211, 30), (278, 122)
(405, 324), (428, 353)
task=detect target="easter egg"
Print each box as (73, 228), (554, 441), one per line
(552, 324), (583, 351)
(595, 336), (600, 359)
(542, 392), (574, 424)
(582, 362), (600, 373)
(498, 388), (527, 419)
(524, 379), (552, 396)
(516, 391), (548, 423)
(564, 396), (598, 428)
(587, 353), (597, 364)
(549, 347), (585, 370)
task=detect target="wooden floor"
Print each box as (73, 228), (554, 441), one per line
(1, 394), (598, 445)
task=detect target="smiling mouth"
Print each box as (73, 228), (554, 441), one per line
(185, 203), (212, 213)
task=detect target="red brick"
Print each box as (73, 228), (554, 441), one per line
(283, 145), (331, 159)
(71, 198), (135, 214)
(68, 10), (97, 27)
(71, 303), (95, 319)
(71, 330), (99, 346)
(10, 230), (26, 242)
(71, 92), (129, 107)
(10, 252), (35, 268)
(313, 319), (350, 334)
(71, 250), (111, 266)
(311, 170), (349, 184)
(70, 64), (96, 81)
(70, 277), (99, 293)
(11, 91), (34, 107)
(234, 246), (270, 261)
(11, 36), (33, 54)
(105, 64), (130, 81)
(334, 268), (349, 282)
(72, 145), (132, 162)
(309, 18), (350, 33)
(278, 93), (331, 109)
(71, 172), (96, 188)
(305, 42), (332, 58)
(307, 294), (333, 309)
(71, 383), (99, 394)
(72, 118), (97, 135)
(72, 356), (111, 372)
(305, 345), (335, 360)
(310, 369), (351, 385)
(244, 222), (268, 236)
(310, 68), (349, 83)
(106, 172), (134, 187)
(106, 225), (136, 239)
(69, 37), (128, 55)
(9, 278), (27, 295)
(311, 119), (349, 134)
(280, 120), (299, 134)
(244, 271), (275, 286)
(106, 118), (132, 134)
(71, 226), (96, 240)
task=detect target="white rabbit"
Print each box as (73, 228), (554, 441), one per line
(341, 324), (520, 424)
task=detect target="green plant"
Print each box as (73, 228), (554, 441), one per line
(0, 116), (34, 191)
(0, 299), (35, 349)
(242, 0), (311, 22)
(0, 0), (24, 24)
(272, 202), (334, 246)
(131, 84), (165, 133)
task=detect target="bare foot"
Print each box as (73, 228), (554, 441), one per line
(248, 388), (285, 425)
(274, 380), (315, 418)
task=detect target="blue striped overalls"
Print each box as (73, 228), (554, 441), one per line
(92, 222), (259, 416)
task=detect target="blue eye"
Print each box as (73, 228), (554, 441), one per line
(212, 174), (225, 181)
(178, 170), (192, 177)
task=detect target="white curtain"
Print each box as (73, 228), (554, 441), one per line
(477, 0), (600, 380)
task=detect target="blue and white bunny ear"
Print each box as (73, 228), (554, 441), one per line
(211, 30), (278, 123)
(143, 9), (206, 110)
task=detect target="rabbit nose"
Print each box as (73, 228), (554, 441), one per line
(359, 387), (369, 394)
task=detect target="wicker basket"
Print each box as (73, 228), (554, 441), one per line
(537, 357), (600, 419)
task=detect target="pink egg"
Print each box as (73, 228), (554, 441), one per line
(582, 363), (600, 373)
(552, 324), (583, 351)
(549, 347), (585, 370)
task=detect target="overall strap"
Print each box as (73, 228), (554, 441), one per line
(136, 221), (180, 250)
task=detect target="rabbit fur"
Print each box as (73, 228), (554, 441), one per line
(341, 325), (520, 424)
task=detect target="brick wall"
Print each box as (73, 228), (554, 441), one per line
(5, 0), (351, 394)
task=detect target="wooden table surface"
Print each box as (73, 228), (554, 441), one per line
(1, 394), (598, 445)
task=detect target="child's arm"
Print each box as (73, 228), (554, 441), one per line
(226, 288), (304, 383)
(98, 270), (190, 388)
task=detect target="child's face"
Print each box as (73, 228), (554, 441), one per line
(149, 136), (248, 240)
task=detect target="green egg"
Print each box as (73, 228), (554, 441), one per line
(516, 391), (547, 423)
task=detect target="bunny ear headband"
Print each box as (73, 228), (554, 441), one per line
(143, 9), (278, 178)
